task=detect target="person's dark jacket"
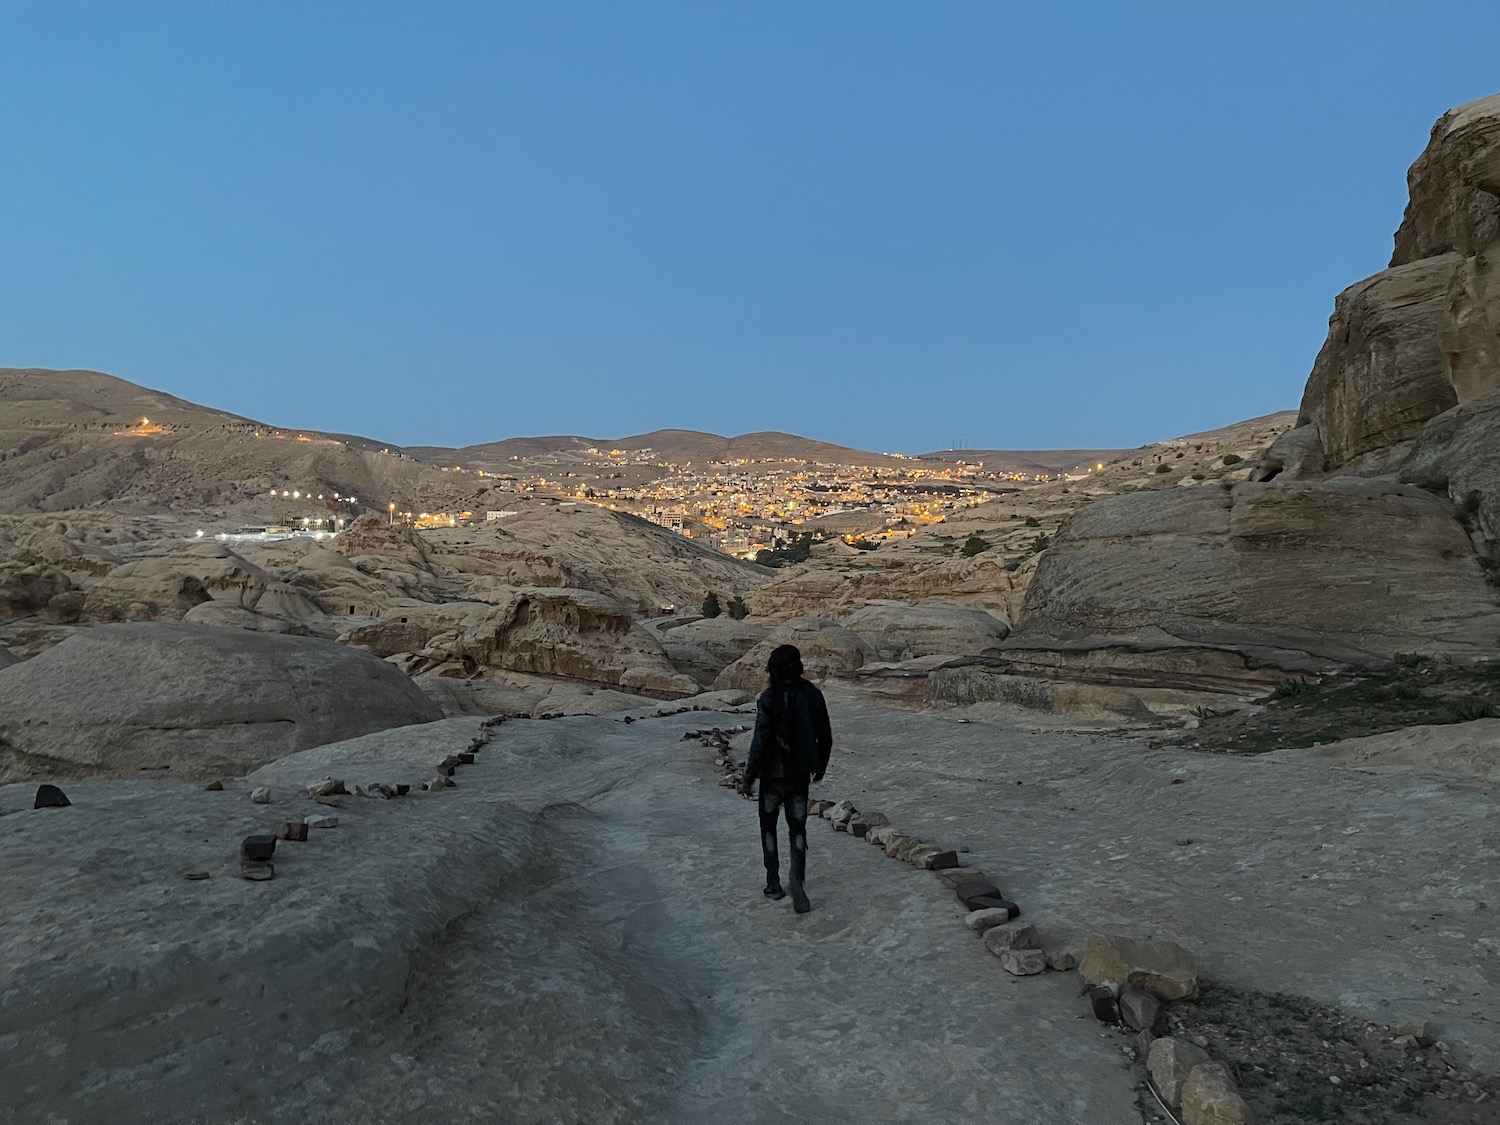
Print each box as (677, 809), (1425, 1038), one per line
(744, 678), (832, 784)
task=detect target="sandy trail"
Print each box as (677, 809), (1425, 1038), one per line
(352, 715), (1140, 1125)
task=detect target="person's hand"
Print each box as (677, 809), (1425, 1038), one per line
(737, 779), (754, 799)
(811, 771), (825, 783)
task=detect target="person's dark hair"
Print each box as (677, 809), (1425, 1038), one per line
(766, 644), (803, 688)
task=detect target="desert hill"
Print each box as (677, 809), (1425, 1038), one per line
(414, 427), (944, 469)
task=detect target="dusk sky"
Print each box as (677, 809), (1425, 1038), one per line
(4, 2), (1499, 453)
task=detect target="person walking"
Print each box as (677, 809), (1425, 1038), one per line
(738, 644), (833, 913)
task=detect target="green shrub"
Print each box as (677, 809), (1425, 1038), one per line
(1221, 453), (1243, 466)
(726, 595), (749, 620)
(1023, 516), (1040, 527)
(959, 535), (989, 557)
(1453, 698), (1495, 721)
(1273, 678), (1316, 699)
(701, 591), (721, 618)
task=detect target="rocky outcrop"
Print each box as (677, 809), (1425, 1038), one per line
(1018, 478), (1500, 665)
(1281, 92), (1500, 535)
(180, 601), (299, 633)
(0, 563), (73, 621)
(843, 602), (1009, 661)
(410, 587), (698, 698)
(1297, 255), (1462, 470)
(715, 616), (870, 692)
(748, 552), (1026, 624)
(660, 617), (769, 664)
(1010, 96), (1500, 707)
(0, 623), (441, 781)
(80, 563), (212, 622)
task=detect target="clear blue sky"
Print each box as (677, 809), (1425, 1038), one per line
(3, 2), (1498, 453)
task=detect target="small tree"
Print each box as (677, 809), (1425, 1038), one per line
(701, 591), (722, 618)
(959, 535), (990, 558)
(727, 595), (749, 620)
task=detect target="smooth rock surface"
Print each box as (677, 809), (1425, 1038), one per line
(0, 623), (441, 781)
(0, 710), (1136, 1124)
(1014, 477), (1500, 666)
(842, 603), (1010, 661)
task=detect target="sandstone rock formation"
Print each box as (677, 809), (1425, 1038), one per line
(1263, 93), (1500, 562)
(715, 617), (870, 691)
(402, 586), (699, 698)
(1020, 478), (1499, 664)
(996, 95), (1500, 713)
(0, 623), (442, 781)
(843, 602), (1009, 661)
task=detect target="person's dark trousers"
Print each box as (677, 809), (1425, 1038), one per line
(758, 775), (810, 887)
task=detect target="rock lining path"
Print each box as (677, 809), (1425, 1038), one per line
(6, 694), (1494, 1122)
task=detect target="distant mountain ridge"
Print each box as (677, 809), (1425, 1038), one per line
(0, 366), (1293, 490)
(408, 428), (933, 468)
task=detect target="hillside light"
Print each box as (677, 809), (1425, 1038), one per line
(292, 491), (300, 499)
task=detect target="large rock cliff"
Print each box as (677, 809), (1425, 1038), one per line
(1003, 95), (1500, 709)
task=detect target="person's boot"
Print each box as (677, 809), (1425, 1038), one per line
(763, 879), (786, 900)
(789, 877), (811, 914)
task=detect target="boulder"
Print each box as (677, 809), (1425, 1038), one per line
(181, 602), (297, 633)
(1179, 1062), (1253, 1125)
(998, 948), (1046, 976)
(843, 602), (1010, 661)
(714, 617), (869, 692)
(1079, 934), (1198, 1001)
(1119, 982), (1163, 1032)
(981, 924), (1041, 957)
(0, 563), (73, 621)
(81, 562), (212, 623)
(661, 639), (725, 688)
(963, 908), (1013, 935)
(1249, 424), (1325, 482)
(41, 590), (87, 624)
(338, 618), (436, 657)
(1147, 1038), (1211, 1108)
(661, 617), (769, 665)
(0, 623), (442, 782)
(1015, 477), (1500, 667)
(417, 587), (697, 699)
